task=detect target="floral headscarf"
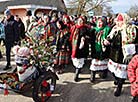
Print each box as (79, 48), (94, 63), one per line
(108, 13), (136, 45)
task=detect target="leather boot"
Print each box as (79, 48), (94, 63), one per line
(100, 69), (108, 79)
(90, 71), (96, 83)
(0, 51), (2, 59)
(114, 81), (123, 97)
(132, 96), (138, 102)
(74, 68), (81, 82)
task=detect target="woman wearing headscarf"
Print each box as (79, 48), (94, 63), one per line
(89, 16), (111, 83)
(54, 20), (70, 74)
(104, 13), (137, 97)
(70, 16), (89, 82)
(63, 14), (74, 31)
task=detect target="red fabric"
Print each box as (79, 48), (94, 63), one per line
(63, 15), (74, 30)
(46, 91), (51, 97)
(70, 24), (87, 41)
(79, 16), (85, 22)
(4, 89), (9, 96)
(71, 46), (77, 58)
(70, 24), (87, 58)
(42, 80), (48, 87)
(69, 25), (76, 43)
(4, 84), (9, 96)
(117, 14), (124, 21)
(66, 22), (74, 30)
(63, 15), (70, 20)
(128, 55), (138, 96)
(41, 93), (44, 102)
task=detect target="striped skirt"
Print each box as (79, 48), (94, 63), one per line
(54, 50), (69, 65)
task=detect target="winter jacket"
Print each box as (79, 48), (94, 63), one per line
(4, 16), (19, 44)
(128, 55), (138, 96)
(17, 20), (25, 39)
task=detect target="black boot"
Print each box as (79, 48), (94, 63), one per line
(114, 79), (124, 97)
(74, 68), (81, 82)
(114, 80), (118, 85)
(3, 64), (12, 70)
(114, 84), (122, 97)
(100, 69), (108, 79)
(132, 96), (138, 102)
(113, 74), (119, 85)
(90, 71), (96, 83)
(0, 51), (3, 59)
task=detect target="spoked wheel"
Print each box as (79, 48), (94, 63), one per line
(32, 73), (56, 102)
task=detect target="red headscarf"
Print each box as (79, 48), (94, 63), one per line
(117, 14), (124, 21)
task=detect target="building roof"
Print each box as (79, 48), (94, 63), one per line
(0, 0), (66, 13)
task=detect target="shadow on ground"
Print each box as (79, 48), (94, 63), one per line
(48, 81), (132, 102)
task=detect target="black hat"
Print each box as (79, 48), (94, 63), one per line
(26, 10), (32, 16)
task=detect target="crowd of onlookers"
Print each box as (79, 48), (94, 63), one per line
(0, 9), (138, 102)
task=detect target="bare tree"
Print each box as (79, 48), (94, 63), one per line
(102, 5), (114, 17)
(127, 5), (138, 18)
(67, 0), (116, 15)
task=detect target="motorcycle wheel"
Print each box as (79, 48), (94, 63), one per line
(32, 73), (56, 102)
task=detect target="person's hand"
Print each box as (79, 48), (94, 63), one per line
(62, 45), (65, 49)
(14, 41), (18, 45)
(103, 39), (110, 46)
(66, 46), (70, 51)
(81, 37), (85, 42)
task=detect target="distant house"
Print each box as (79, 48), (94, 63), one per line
(0, 0), (66, 20)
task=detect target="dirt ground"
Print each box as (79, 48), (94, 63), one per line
(0, 56), (132, 102)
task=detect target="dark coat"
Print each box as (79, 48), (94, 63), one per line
(107, 31), (124, 63)
(56, 27), (70, 51)
(17, 19), (25, 39)
(4, 16), (19, 44)
(90, 26), (111, 60)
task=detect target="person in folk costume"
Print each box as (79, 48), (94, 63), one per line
(25, 10), (32, 32)
(128, 55), (138, 102)
(89, 16), (111, 83)
(54, 20), (70, 74)
(50, 14), (58, 45)
(63, 14), (74, 31)
(42, 15), (57, 42)
(27, 17), (44, 39)
(71, 16), (89, 82)
(42, 15), (49, 39)
(63, 15), (75, 56)
(88, 16), (97, 29)
(104, 13), (137, 97)
(27, 16), (39, 36)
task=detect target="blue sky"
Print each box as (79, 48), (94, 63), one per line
(64, 0), (138, 13)
(109, 0), (138, 13)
